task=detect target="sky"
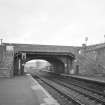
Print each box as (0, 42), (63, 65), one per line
(0, 0), (105, 46)
(25, 60), (50, 68)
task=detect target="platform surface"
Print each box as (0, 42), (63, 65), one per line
(0, 74), (59, 105)
(62, 74), (105, 83)
(42, 70), (105, 83)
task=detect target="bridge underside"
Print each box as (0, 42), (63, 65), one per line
(14, 52), (75, 76)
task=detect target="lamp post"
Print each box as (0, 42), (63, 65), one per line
(104, 35), (105, 43)
(85, 37), (88, 46)
(0, 38), (3, 45)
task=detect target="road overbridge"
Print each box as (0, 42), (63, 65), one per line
(0, 43), (77, 77)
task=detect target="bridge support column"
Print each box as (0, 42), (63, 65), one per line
(67, 58), (73, 74)
(64, 63), (68, 74)
(59, 56), (73, 74)
(15, 58), (24, 75)
(64, 57), (73, 74)
(18, 59), (21, 75)
(14, 57), (25, 76)
(21, 62), (25, 75)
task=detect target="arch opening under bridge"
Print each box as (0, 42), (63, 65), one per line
(14, 51), (75, 76)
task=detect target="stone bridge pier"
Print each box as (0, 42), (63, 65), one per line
(55, 55), (74, 74)
(14, 53), (26, 76)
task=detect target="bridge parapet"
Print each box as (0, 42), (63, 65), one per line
(4, 43), (78, 55)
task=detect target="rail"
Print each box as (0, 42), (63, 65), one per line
(32, 73), (105, 105)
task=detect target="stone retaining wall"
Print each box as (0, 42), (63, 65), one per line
(0, 45), (14, 77)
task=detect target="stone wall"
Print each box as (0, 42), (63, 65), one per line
(77, 45), (105, 75)
(72, 44), (105, 76)
(84, 48), (105, 74)
(0, 45), (14, 77)
(0, 45), (5, 67)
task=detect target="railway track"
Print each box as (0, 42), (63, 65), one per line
(55, 76), (105, 96)
(33, 74), (105, 105)
(33, 75), (83, 105)
(59, 76), (105, 94)
(51, 78), (105, 104)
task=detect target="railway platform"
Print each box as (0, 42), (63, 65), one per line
(61, 74), (105, 83)
(0, 74), (59, 105)
(41, 70), (105, 83)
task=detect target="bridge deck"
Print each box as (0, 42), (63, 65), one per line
(4, 43), (78, 55)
